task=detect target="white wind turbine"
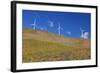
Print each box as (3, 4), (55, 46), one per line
(57, 23), (63, 36)
(80, 28), (84, 38)
(31, 19), (37, 30)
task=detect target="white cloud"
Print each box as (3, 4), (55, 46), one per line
(48, 21), (54, 27)
(40, 27), (44, 30)
(80, 31), (89, 39)
(66, 31), (71, 35)
(80, 28), (89, 39)
(44, 27), (47, 31)
(82, 32), (89, 39)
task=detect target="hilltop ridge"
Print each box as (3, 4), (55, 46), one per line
(23, 29), (90, 48)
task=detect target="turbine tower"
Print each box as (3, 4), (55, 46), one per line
(58, 23), (63, 36)
(80, 28), (84, 38)
(31, 19), (36, 30)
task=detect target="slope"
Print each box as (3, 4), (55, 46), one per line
(22, 29), (91, 63)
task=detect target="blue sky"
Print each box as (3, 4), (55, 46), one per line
(22, 10), (91, 38)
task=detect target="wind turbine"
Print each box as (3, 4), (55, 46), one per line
(57, 23), (63, 36)
(80, 28), (84, 38)
(31, 19), (37, 30)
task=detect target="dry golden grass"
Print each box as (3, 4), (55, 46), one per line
(22, 29), (91, 63)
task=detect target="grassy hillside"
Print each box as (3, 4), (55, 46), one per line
(22, 29), (91, 63)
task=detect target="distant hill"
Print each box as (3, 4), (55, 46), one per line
(22, 29), (91, 63)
